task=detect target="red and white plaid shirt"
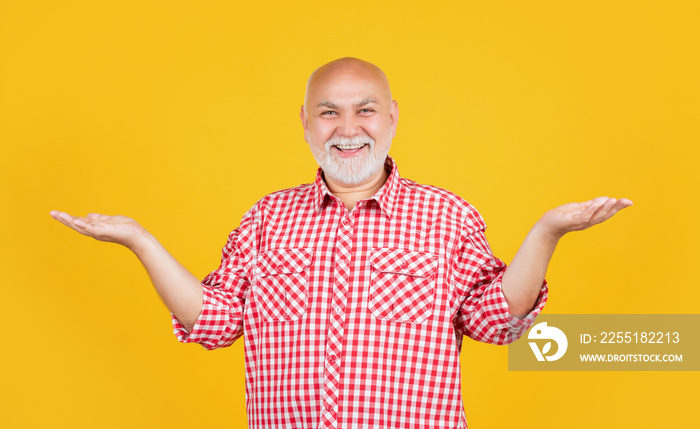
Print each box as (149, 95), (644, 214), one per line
(173, 157), (547, 429)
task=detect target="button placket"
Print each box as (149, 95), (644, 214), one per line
(320, 212), (355, 427)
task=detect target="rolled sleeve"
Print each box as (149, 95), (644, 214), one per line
(452, 223), (549, 345)
(470, 274), (548, 344)
(171, 286), (246, 350)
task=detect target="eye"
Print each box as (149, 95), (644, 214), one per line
(358, 108), (375, 114)
(321, 110), (338, 116)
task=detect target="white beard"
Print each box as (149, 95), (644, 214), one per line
(311, 135), (391, 186)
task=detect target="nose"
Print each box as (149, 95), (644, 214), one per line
(337, 113), (360, 137)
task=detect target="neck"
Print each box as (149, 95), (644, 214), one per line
(325, 167), (389, 211)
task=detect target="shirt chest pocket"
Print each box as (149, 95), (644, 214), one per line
(369, 249), (438, 323)
(255, 248), (314, 322)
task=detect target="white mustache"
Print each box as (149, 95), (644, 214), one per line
(325, 136), (375, 151)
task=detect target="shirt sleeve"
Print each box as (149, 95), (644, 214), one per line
(451, 221), (548, 346)
(171, 209), (256, 350)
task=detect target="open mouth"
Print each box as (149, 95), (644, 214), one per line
(332, 144), (368, 154)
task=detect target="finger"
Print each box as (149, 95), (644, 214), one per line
(575, 200), (595, 211)
(57, 211), (74, 222)
(53, 217), (73, 229)
(51, 211), (77, 228)
(86, 213), (110, 221)
(580, 198), (607, 221)
(49, 210), (63, 222)
(73, 217), (95, 230)
(69, 221), (94, 236)
(615, 198), (634, 209)
(53, 213), (92, 236)
(590, 198), (618, 223)
(596, 198), (634, 223)
(584, 196), (610, 207)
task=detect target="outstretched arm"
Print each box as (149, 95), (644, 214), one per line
(501, 197), (633, 316)
(50, 211), (203, 331)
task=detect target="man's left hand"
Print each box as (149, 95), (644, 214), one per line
(538, 196), (633, 240)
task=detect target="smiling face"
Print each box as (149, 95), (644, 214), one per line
(301, 58), (398, 188)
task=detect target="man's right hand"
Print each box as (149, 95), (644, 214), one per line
(50, 211), (146, 252)
(49, 210), (204, 330)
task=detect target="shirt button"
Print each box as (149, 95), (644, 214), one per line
(326, 404), (334, 411)
(329, 355), (336, 363)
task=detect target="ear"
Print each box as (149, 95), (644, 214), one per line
(300, 105), (309, 143)
(390, 100), (399, 138)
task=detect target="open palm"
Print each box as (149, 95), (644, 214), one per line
(50, 211), (145, 249)
(540, 196), (633, 238)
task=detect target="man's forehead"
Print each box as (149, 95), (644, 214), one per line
(306, 80), (390, 109)
(305, 57), (392, 105)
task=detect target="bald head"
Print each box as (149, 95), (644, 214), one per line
(304, 57), (392, 107)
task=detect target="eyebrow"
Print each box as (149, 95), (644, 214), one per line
(316, 98), (379, 109)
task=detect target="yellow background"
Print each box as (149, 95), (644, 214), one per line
(1, 1), (698, 427)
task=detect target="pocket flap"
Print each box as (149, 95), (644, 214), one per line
(258, 248), (314, 276)
(370, 248), (437, 277)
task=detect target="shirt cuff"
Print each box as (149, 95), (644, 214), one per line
(491, 277), (549, 340)
(171, 286), (241, 350)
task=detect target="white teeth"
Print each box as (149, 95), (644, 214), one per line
(335, 144), (366, 149)
(325, 137), (375, 152)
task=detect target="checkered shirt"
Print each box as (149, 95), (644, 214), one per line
(172, 157), (548, 429)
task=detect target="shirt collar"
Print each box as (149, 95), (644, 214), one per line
(312, 156), (400, 219)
